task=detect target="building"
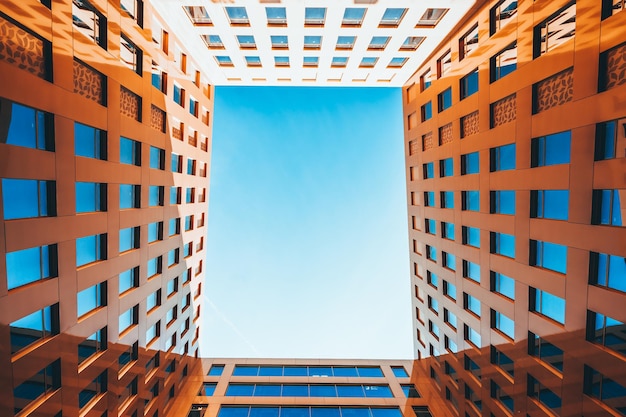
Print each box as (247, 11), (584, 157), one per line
(0, 0), (625, 416)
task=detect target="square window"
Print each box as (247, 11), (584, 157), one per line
(270, 35), (288, 49)
(304, 35), (322, 49)
(490, 232), (515, 258)
(266, 7), (286, 25)
(75, 122), (107, 160)
(491, 271), (515, 300)
(490, 190), (516, 215)
(226, 7), (249, 25)
(530, 240), (567, 274)
(3, 179), (57, 219)
(530, 288), (565, 324)
(461, 152), (479, 174)
(490, 143), (516, 171)
(203, 35), (223, 49)
(237, 35), (256, 49)
(76, 234), (106, 267)
(490, 42), (517, 82)
(531, 131), (571, 166)
(342, 8), (366, 25)
(531, 190), (569, 220)
(462, 190), (480, 211)
(3, 101), (55, 151)
(73, 0), (107, 48)
(305, 8), (326, 25)
(215, 56), (233, 67)
(120, 137), (141, 165)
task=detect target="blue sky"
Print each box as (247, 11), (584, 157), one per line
(202, 86), (413, 359)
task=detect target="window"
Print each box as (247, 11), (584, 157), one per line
(417, 8), (448, 26)
(491, 232), (515, 258)
(442, 222), (454, 240)
(342, 8), (366, 25)
(149, 185), (164, 206)
(533, 2), (576, 58)
(166, 306), (178, 325)
(79, 371), (106, 408)
(167, 248), (179, 267)
(427, 271), (438, 288)
(490, 381), (514, 413)
(368, 36), (389, 50)
(443, 280), (457, 300)
(426, 245), (436, 261)
(464, 293), (481, 317)
(492, 310), (514, 339)
(587, 311), (626, 357)
(490, 190), (515, 215)
(266, 7), (286, 25)
(460, 25), (478, 59)
(589, 251), (626, 293)
(421, 102), (432, 121)
(423, 162), (434, 179)
(169, 218), (181, 236)
(465, 324), (481, 347)
(186, 187), (195, 204)
(215, 56), (233, 67)
(584, 366), (626, 415)
(530, 240), (567, 274)
(171, 153), (182, 173)
(461, 152), (479, 174)
(388, 57), (408, 68)
(420, 69), (432, 91)
(2, 179), (56, 219)
(150, 146), (164, 169)
(146, 289), (161, 311)
(490, 42), (517, 82)
(304, 57), (319, 67)
(10, 304), (59, 354)
(440, 158), (453, 177)
(425, 219), (435, 235)
(76, 182), (106, 213)
(119, 227), (139, 253)
(268, 35), (288, 49)
(490, 0), (517, 34)
(438, 88), (452, 112)
(444, 309), (457, 329)
(72, 0), (106, 48)
(390, 366), (408, 378)
(75, 122), (106, 159)
(185, 215), (194, 231)
(359, 57), (378, 67)
(147, 256), (162, 278)
(424, 191), (435, 207)
(120, 137), (141, 165)
(203, 35), (222, 49)
(5, 245), (57, 291)
(437, 50), (452, 78)
(491, 272), (515, 300)
(119, 305), (138, 333)
(170, 186), (181, 205)
(76, 233), (106, 267)
(531, 190), (569, 220)
(120, 0), (143, 26)
(591, 189), (623, 226)
(460, 69), (478, 99)
(401, 384), (420, 398)
(119, 266), (139, 294)
(226, 7), (249, 24)
(440, 191), (454, 208)
(3, 101), (54, 151)
(13, 359), (61, 414)
(118, 341), (138, 370)
(531, 131), (571, 167)
(78, 328), (106, 364)
(490, 143), (515, 171)
(462, 226), (480, 247)
(237, 35), (256, 49)
(380, 8), (406, 26)
(274, 56), (289, 67)
(491, 345), (514, 377)
(529, 332), (563, 371)
(595, 119), (621, 160)
(119, 184), (140, 209)
(530, 288), (565, 324)
(401, 36), (425, 51)
(331, 57), (348, 67)
(336, 36), (355, 50)
(148, 221), (163, 243)
(304, 8), (326, 25)
(427, 296), (438, 314)
(173, 83), (184, 106)
(77, 282), (106, 317)
(151, 61), (166, 92)
(443, 252), (456, 270)
(462, 190), (479, 211)
(528, 375), (562, 413)
(120, 33), (142, 75)
(146, 321), (160, 343)
(304, 35), (322, 49)
(463, 260), (480, 283)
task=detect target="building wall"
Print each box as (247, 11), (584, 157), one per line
(403, 0), (626, 416)
(0, 0), (212, 415)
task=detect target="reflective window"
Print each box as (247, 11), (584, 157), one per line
(169, 218), (181, 236)
(146, 321), (160, 343)
(595, 120), (619, 160)
(77, 282), (106, 317)
(151, 60), (166, 91)
(444, 308), (457, 329)
(168, 248), (179, 267)
(490, 0), (517, 34)
(148, 221), (163, 243)
(119, 305), (138, 333)
(79, 371), (106, 408)
(465, 324), (481, 347)
(147, 256), (162, 278)
(119, 226), (139, 252)
(425, 218), (435, 235)
(391, 366), (408, 378)
(443, 252), (456, 270)
(440, 158), (453, 177)
(440, 191), (454, 208)
(421, 102), (432, 121)
(237, 35), (256, 49)
(437, 50), (452, 78)
(119, 266), (139, 294)
(72, 0), (106, 48)
(426, 245), (436, 261)
(304, 57), (320, 67)
(120, 137), (141, 165)
(342, 8), (366, 25)
(460, 69), (478, 99)
(120, 184), (140, 209)
(368, 36), (389, 50)
(531, 190), (569, 220)
(490, 143), (515, 171)
(438, 88), (452, 112)
(78, 328), (106, 364)
(491, 190), (515, 215)
(443, 280), (457, 300)
(492, 310), (514, 339)
(491, 232), (515, 258)
(10, 304), (59, 354)
(266, 7), (286, 25)
(401, 36), (425, 51)
(185, 215), (194, 231)
(463, 260), (480, 283)
(442, 222), (454, 240)
(226, 7), (249, 24)
(460, 25), (478, 60)
(388, 57), (407, 68)
(331, 57), (348, 67)
(173, 83), (184, 105)
(359, 57), (377, 67)
(304, 8), (326, 25)
(491, 42), (517, 82)
(531, 131), (571, 167)
(380, 8), (406, 26)
(584, 365), (626, 415)
(462, 190), (480, 211)
(464, 293), (481, 316)
(336, 36), (356, 49)
(423, 162), (434, 179)
(491, 380), (514, 413)
(417, 8), (448, 26)
(183, 6), (211, 24)
(1, 101), (54, 151)
(591, 189), (623, 226)
(491, 272), (515, 300)
(216, 56), (233, 66)
(587, 311), (626, 358)
(120, 33), (142, 74)
(462, 226), (480, 247)
(491, 345), (514, 376)
(533, 2), (576, 58)
(2, 179), (56, 219)
(427, 271), (438, 288)
(531, 288), (565, 324)
(149, 185), (164, 206)
(76, 182), (106, 213)
(76, 234), (106, 267)
(146, 289), (161, 311)
(420, 69), (432, 91)
(528, 375), (562, 413)
(6, 245), (57, 290)
(304, 36), (322, 49)
(529, 332), (563, 371)
(461, 152), (479, 174)
(75, 122), (107, 159)
(13, 359), (61, 414)
(530, 240), (567, 274)
(589, 252), (626, 293)
(150, 146), (164, 169)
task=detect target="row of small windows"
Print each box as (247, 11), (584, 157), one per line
(217, 406), (402, 417)
(1, 101), (208, 165)
(223, 383), (394, 398)
(231, 365), (387, 378)
(214, 55), (409, 69)
(185, 6), (448, 28)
